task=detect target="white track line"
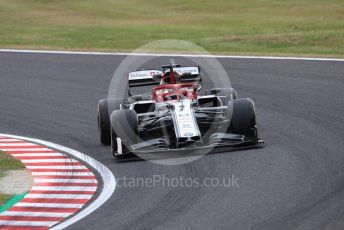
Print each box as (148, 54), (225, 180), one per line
(0, 48), (343, 61)
(1, 148), (51, 151)
(31, 186), (97, 192)
(22, 159), (78, 163)
(0, 139), (22, 142)
(12, 153), (65, 157)
(3, 211), (72, 218)
(25, 194), (93, 199)
(0, 220), (59, 226)
(26, 166), (88, 169)
(16, 203), (84, 208)
(34, 178), (97, 183)
(0, 143), (38, 146)
(0, 133), (116, 230)
(31, 172), (94, 176)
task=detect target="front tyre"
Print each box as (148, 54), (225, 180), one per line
(110, 110), (138, 160)
(230, 98), (258, 139)
(97, 100), (111, 145)
(97, 98), (123, 145)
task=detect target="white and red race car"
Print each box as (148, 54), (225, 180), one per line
(97, 64), (262, 160)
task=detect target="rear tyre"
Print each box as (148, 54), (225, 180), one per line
(97, 98), (123, 145)
(230, 98), (258, 139)
(110, 110), (138, 160)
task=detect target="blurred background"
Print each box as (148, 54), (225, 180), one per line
(0, 0), (343, 57)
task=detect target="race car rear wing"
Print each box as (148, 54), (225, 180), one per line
(128, 66), (201, 88)
(163, 66), (202, 83)
(128, 70), (163, 87)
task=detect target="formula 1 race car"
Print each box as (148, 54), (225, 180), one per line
(97, 64), (262, 160)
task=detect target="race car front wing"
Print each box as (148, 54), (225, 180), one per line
(129, 133), (263, 153)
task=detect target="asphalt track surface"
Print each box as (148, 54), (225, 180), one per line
(0, 52), (344, 230)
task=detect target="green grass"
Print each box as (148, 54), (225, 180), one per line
(0, 0), (343, 57)
(0, 194), (11, 207)
(0, 151), (25, 173)
(0, 151), (25, 206)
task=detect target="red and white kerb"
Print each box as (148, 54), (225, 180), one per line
(0, 136), (98, 230)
